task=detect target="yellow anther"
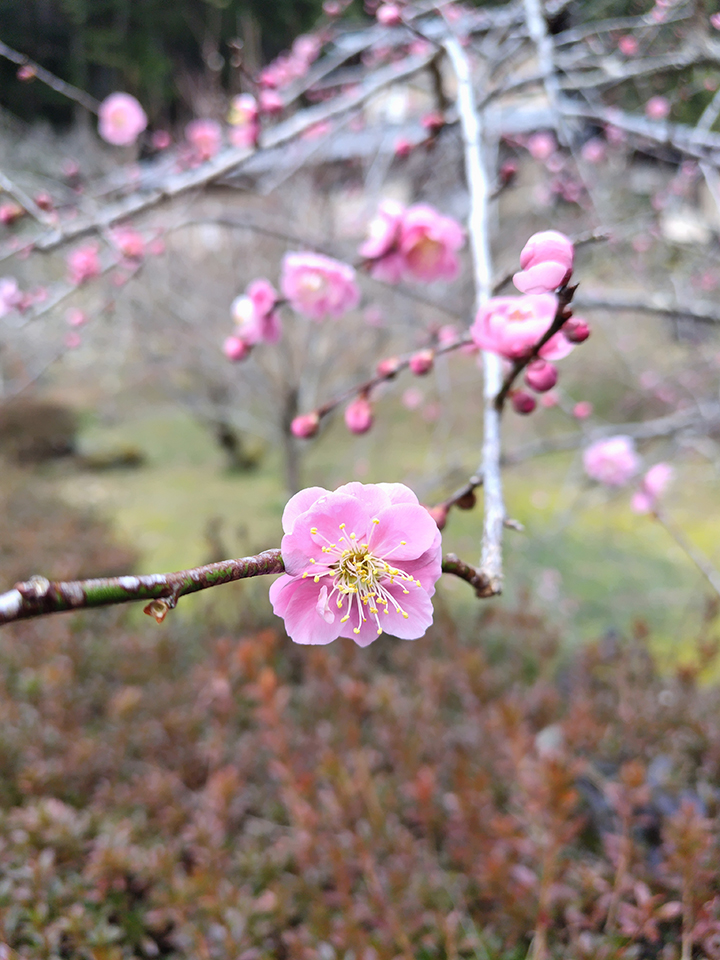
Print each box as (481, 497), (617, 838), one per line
(377, 627), (382, 635)
(350, 533), (356, 539)
(372, 518), (380, 524)
(309, 558), (316, 564)
(302, 572), (308, 578)
(339, 523), (346, 529)
(311, 527), (318, 534)
(402, 612), (409, 619)
(314, 576), (320, 583)
(400, 540), (406, 545)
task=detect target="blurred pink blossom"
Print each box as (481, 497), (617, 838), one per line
(228, 94), (260, 148)
(516, 230), (574, 290)
(525, 359), (558, 392)
(527, 132), (556, 161)
(540, 391), (559, 408)
(269, 481), (441, 645)
(394, 137), (413, 158)
(112, 226), (145, 259)
(409, 349), (434, 375)
(581, 138), (606, 164)
(631, 463), (673, 514)
(618, 35), (639, 55)
(0, 202), (24, 225)
(66, 308), (87, 327)
(185, 119), (223, 161)
(583, 436), (640, 486)
(231, 278), (281, 345)
(281, 252), (360, 321)
(359, 199), (404, 260)
(399, 204), (465, 282)
(0, 277), (21, 316)
(377, 3), (403, 24)
(712, 13), (720, 29)
(98, 93), (148, 146)
(67, 244), (101, 284)
(402, 387), (424, 410)
(573, 401), (593, 419)
(645, 96), (670, 120)
(64, 331), (82, 349)
(259, 89), (284, 116)
(471, 294), (572, 361)
(151, 130), (172, 150)
(512, 391), (536, 415)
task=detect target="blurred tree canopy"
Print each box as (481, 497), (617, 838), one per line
(0, 0), (325, 125)
(0, 0), (654, 127)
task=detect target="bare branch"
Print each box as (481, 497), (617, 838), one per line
(0, 39), (100, 113)
(444, 34), (504, 596)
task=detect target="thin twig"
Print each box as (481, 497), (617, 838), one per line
(653, 509), (720, 598)
(0, 39), (100, 113)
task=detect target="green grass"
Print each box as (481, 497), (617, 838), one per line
(43, 399), (720, 653)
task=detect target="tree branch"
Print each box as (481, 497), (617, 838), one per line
(445, 34), (504, 596)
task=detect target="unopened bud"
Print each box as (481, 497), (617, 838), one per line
(377, 356), (400, 378)
(345, 396), (374, 434)
(564, 317), (590, 343)
(500, 160), (518, 185)
(17, 64), (36, 81)
(395, 137), (412, 158)
(511, 390), (537, 415)
(421, 111), (445, 135)
(291, 412), (320, 439)
(409, 349), (434, 376)
(524, 359), (558, 393)
(455, 490), (477, 510)
(34, 192), (53, 211)
(424, 504), (449, 530)
(223, 335), (251, 362)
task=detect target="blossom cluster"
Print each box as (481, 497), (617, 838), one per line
(583, 435), (672, 514)
(471, 230), (588, 415)
(359, 201), (465, 284)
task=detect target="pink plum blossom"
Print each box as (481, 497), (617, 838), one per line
(527, 132), (556, 161)
(67, 244), (101, 284)
(231, 278), (281, 345)
(64, 331), (82, 349)
(712, 13), (720, 29)
(377, 3), (403, 24)
(583, 436), (640, 486)
(281, 252), (360, 321)
(112, 226), (145, 259)
(259, 89), (284, 116)
(470, 294), (573, 361)
(581, 138), (606, 164)
(402, 387), (423, 410)
(345, 396), (374, 434)
(185, 119), (223, 161)
(228, 94), (260, 148)
(66, 308), (87, 327)
(269, 481), (442, 646)
(631, 463), (673, 514)
(359, 200), (404, 260)
(98, 93), (148, 146)
(398, 204), (465, 283)
(151, 130), (172, 150)
(645, 96), (670, 121)
(0, 277), (21, 316)
(515, 230), (574, 295)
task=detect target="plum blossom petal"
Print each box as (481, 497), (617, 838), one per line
(583, 436), (640, 487)
(272, 482), (442, 646)
(98, 93), (147, 146)
(281, 252), (360, 321)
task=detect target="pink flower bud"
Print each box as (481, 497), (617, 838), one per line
(524, 359), (558, 392)
(259, 89), (284, 116)
(421, 112), (445, 134)
(564, 317), (590, 343)
(527, 132), (556, 161)
(573, 401), (593, 419)
(645, 96), (670, 121)
(395, 137), (413, 158)
(0, 203), (24, 225)
(223, 335), (251, 362)
(618, 35), (639, 55)
(185, 119), (223, 161)
(64, 331), (82, 349)
(377, 356), (401, 377)
(291, 413), (320, 438)
(540, 391), (559, 408)
(424, 503), (449, 530)
(151, 130), (172, 150)
(17, 64), (36, 81)
(377, 3), (403, 25)
(34, 192), (53, 211)
(345, 396), (374, 434)
(66, 308), (87, 327)
(511, 391), (537, 415)
(409, 349), (434, 376)
(500, 160), (518, 184)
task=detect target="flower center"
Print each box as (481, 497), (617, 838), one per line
(303, 520), (421, 636)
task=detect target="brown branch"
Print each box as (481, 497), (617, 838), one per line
(0, 549), (491, 626)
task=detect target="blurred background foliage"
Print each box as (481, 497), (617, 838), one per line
(0, 0), (651, 126)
